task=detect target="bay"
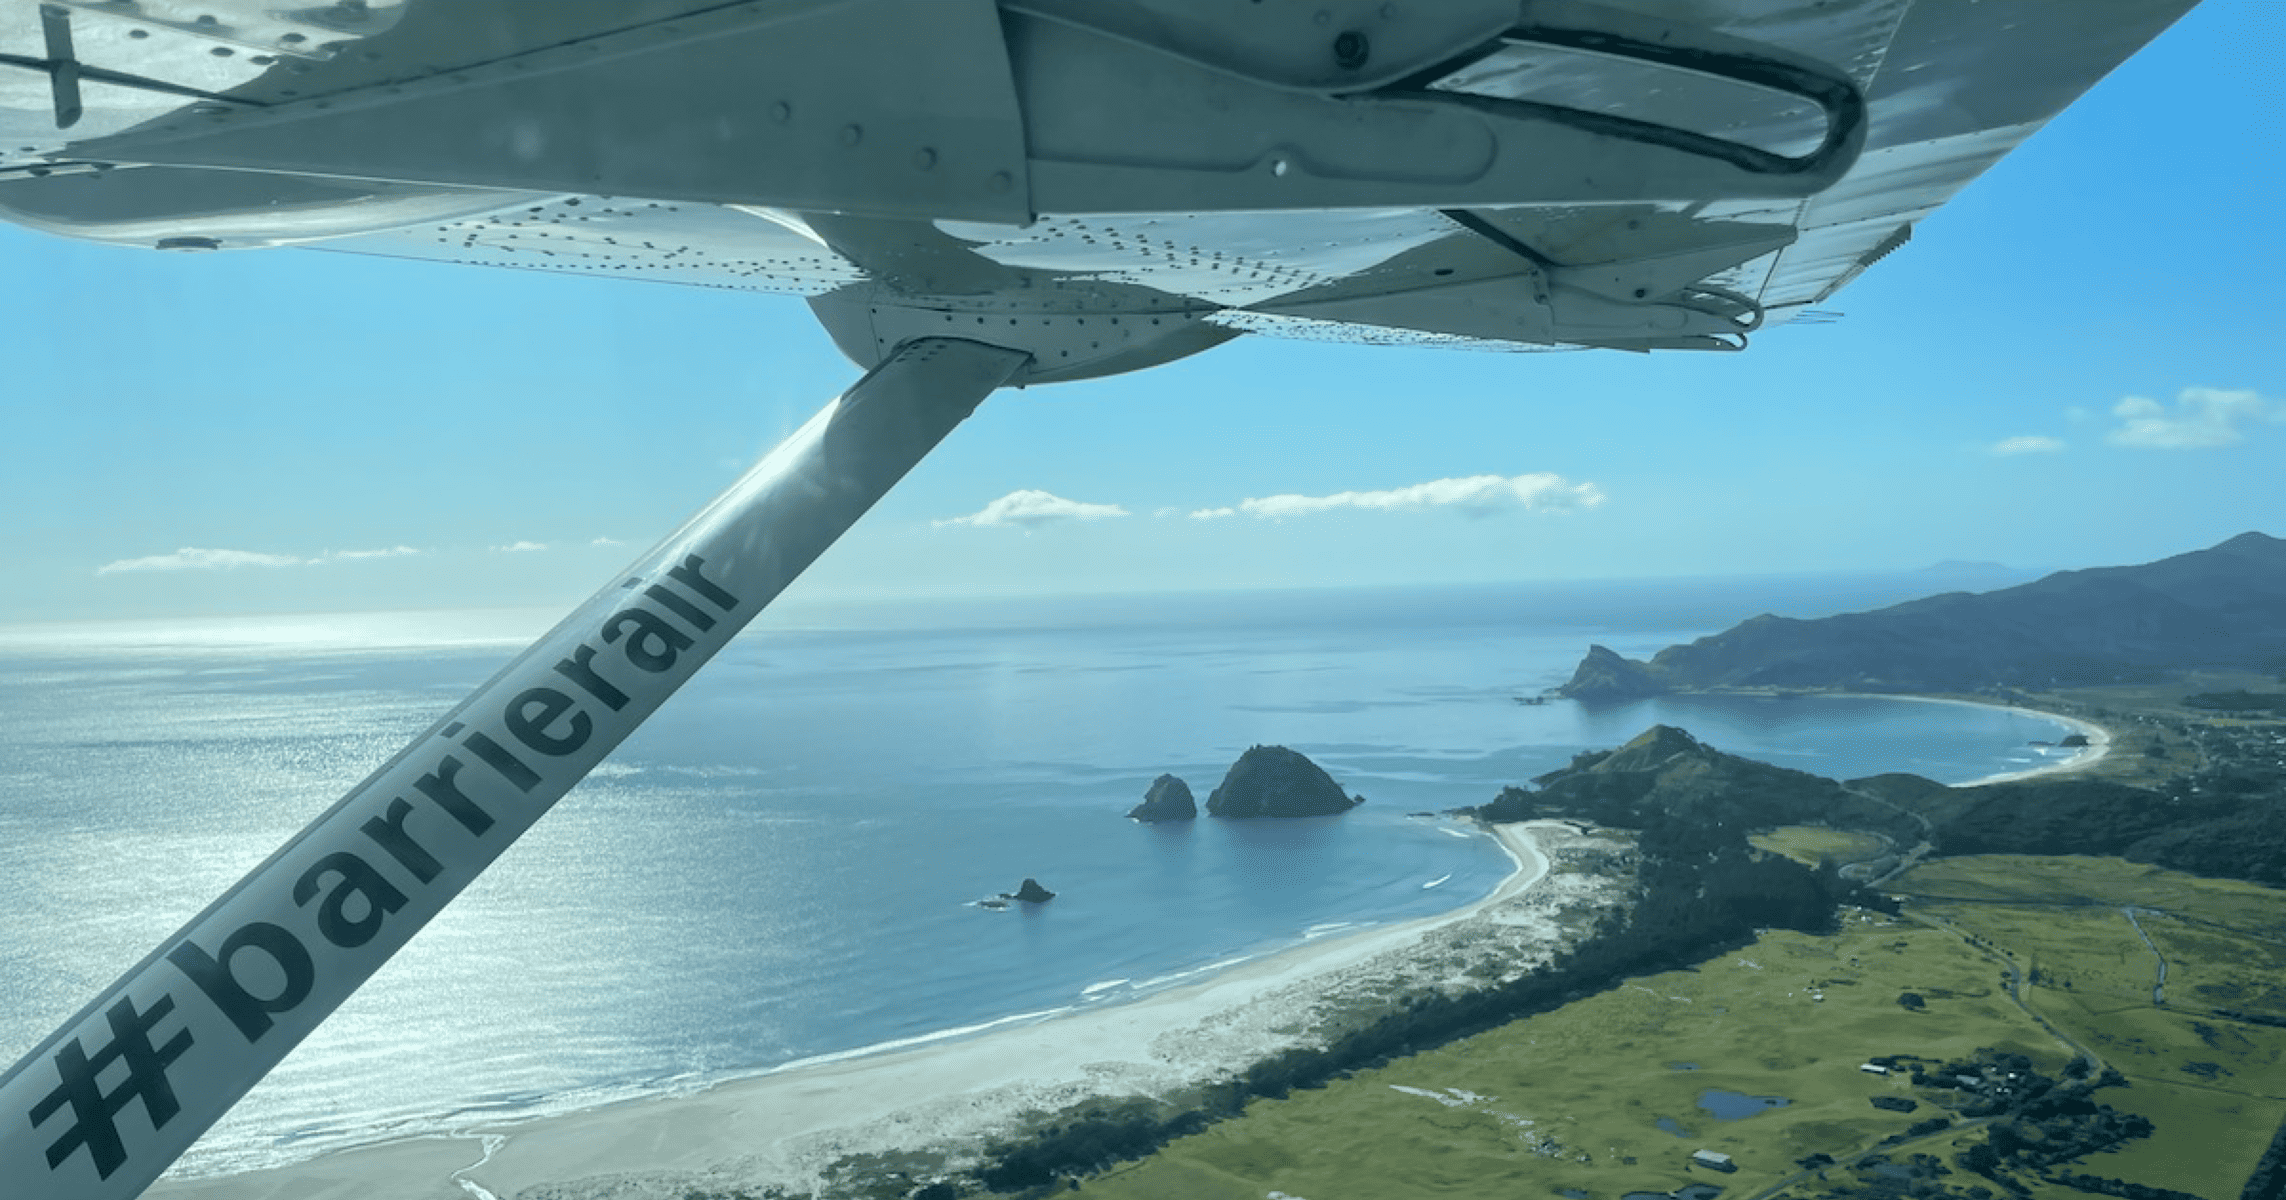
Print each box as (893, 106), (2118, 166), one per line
(0, 578), (2077, 1177)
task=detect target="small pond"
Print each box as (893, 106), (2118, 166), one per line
(1654, 1116), (1692, 1138)
(1697, 1088), (1791, 1119)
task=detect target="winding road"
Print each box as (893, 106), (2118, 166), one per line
(2122, 907), (2168, 1005)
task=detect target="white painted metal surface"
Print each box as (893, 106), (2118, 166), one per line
(0, 1), (2197, 356)
(0, 3), (2203, 1194)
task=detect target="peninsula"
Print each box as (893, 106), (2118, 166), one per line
(1559, 531), (2286, 698)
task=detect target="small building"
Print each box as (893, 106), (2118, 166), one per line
(1860, 1062), (1891, 1075)
(1691, 1149), (1737, 1173)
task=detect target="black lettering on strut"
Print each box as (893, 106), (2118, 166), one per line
(667, 554), (740, 611)
(166, 922), (314, 1043)
(602, 607), (693, 673)
(553, 643), (630, 711)
(361, 798), (443, 884)
(461, 729), (542, 792)
(414, 756), (495, 834)
(292, 852), (408, 948)
(643, 584), (716, 632)
(29, 993), (195, 1179)
(506, 686), (592, 757)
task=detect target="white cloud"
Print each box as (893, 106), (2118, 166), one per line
(97, 544), (439, 575)
(97, 547), (306, 575)
(590, 536), (624, 547)
(2105, 387), (2277, 449)
(327, 545), (422, 561)
(495, 540), (550, 553)
(1986, 435), (2065, 456)
(936, 489), (1130, 529)
(1189, 507), (1237, 521)
(1193, 473), (1604, 521)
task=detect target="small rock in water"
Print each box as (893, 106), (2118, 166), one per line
(1128, 774), (1197, 822)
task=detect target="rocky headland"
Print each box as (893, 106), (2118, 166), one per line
(1558, 531), (2286, 699)
(1469, 724), (1927, 849)
(1205, 745), (1363, 818)
(1128, 774), (1197, 822)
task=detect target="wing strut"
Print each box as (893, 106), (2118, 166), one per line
(0, 337), (1031, 1200)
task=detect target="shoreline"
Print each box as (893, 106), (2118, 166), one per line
(1662, 687), (2116, 786)
(132, 701), (2107, 1200)
(150, 821), (1584, 1200)
(1867, 693), (2115, 785)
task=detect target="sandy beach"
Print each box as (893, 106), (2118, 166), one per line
(1869, 694), (2115, 785)
(148, 821), (1623, 1200)
(135, 703), (2117, 1200)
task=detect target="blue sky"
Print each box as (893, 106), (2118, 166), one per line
(2, 0), (2277, 625)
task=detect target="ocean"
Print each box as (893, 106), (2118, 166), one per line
(0, 578), (2083, 1179)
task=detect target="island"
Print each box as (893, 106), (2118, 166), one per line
(1127, 774), (1197, 822)
(977, 877), (1056, 909)
(153, 534), (2286, 1200)
(1204, 744), (1364, 818)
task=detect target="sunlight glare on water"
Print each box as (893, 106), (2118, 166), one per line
(0, 582), (2083, 1177)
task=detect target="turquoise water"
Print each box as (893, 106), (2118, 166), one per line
(0, 581), (2078, 1176)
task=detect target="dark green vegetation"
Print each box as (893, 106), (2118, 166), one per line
(1126, 773), (1197, 822)
(2244, 1116), (2286, 1200)
(1074, 915), (2055, 1200)
(1929, 721), (2286, 888)
(1034, 855), (2286, 1200)
(1203, 744), (1362, 818)
(1559, 532), (2286, 698)
(841, 734), (1866, 1198)
(2186, 692), (2286, 715)
(921, 709), (2283, 1199)
(843, 656), (2285, 1199)
(1472, 725), (1923, 848)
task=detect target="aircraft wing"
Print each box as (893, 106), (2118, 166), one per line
(0, 0), (2196, 371)
(0, 5), (2209, 1197)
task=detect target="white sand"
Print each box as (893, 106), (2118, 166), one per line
(149, 822), (1596, 1200)
(142, 699), (2106, 1200)
(1859, 694), (2115, 785)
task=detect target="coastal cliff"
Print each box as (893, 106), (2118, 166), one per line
(1206, 746), (1362, 818)
(1558, 531), (2286, 697)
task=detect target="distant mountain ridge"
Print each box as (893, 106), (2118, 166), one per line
(1560, 532), (2286, 698)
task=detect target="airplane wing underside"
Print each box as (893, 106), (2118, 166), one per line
(0, 6), (2214, 1197)
(0, 0), (2193, 375)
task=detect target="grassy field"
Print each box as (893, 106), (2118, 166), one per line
(1893, 854), (2286, 1198)
(2145, 916), (2286, 1018)
(1749, 825), (1892, 870)
(1055, 857), (2286, 1200)
(1896, 855), (2286, 940)
(1074, 913), (2068, 1200)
